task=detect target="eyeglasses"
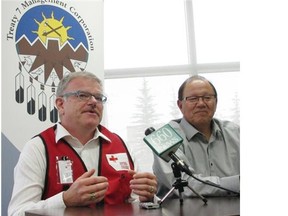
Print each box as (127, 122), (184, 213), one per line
(183, 95), (216, 104)
(61, 90), (107, 103)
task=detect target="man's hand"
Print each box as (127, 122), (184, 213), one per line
(128, 170), (158, 202)
(63, 169), (109, 207)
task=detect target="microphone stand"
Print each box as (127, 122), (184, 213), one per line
(158, 162), (208, 206)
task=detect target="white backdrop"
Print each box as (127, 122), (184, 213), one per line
(2, 0), (104, 151)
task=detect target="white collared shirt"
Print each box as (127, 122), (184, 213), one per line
(56, 123), (111, 173)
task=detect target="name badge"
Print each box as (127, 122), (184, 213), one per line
(56, 156), (73, 184)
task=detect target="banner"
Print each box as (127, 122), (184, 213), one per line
(2, 0), (104, 151)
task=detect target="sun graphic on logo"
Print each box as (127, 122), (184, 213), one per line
(33, 11), (74, 45)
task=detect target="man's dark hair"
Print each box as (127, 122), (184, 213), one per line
(178, 75), (218, 101)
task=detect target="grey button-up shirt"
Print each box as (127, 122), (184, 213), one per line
(153, 118), (240, 197)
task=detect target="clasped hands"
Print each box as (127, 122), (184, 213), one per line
(63, 169), (157, 207)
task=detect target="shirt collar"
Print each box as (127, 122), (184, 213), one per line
(55, 122), (111, 143)
(179, 118), (222, 141)
(179, 118), (198, 141)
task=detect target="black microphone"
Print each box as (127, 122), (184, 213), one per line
(168, 152), (192, 176)
(144, 125), (192, 176)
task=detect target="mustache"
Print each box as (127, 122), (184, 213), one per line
(84, 105), (101, 116)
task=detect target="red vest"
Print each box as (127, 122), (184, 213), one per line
(39, 124), (134, 205)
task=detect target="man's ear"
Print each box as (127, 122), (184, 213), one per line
(177, 100), (182, 110)
(55, 97), (64, 114)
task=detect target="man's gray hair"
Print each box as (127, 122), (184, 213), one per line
(56, 71), (103, 96)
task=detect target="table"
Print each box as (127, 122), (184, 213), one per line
(25, 197), (240, 216)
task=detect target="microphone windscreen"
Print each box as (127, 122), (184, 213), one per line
(145, 127), (155, 136)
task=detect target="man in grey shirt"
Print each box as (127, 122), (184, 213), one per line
(153, 75), (240, 198)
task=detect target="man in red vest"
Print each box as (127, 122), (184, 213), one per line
(8, 71), (158, 216)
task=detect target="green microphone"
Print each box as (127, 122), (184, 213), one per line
(144, 124), (192, 175)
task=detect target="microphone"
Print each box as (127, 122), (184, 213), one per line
(144, 125), (192, 175)
(144, 125), (240, 196)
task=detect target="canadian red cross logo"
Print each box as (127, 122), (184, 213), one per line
(109, 155), (118, 162)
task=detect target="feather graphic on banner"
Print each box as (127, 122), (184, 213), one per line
(15, 63), (25, 103)
(26, 78), (36, 115)
(49, 88), (58, 123)
(38, 85), (47, 121)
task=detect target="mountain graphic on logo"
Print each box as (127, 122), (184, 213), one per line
(16, 36), (88, 87)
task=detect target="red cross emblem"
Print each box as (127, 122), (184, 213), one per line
(109, 155), (118, 162)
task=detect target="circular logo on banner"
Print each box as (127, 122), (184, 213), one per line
(15, 5), (89, 123)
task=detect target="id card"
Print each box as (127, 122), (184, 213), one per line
(56, 156), (73, 184)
